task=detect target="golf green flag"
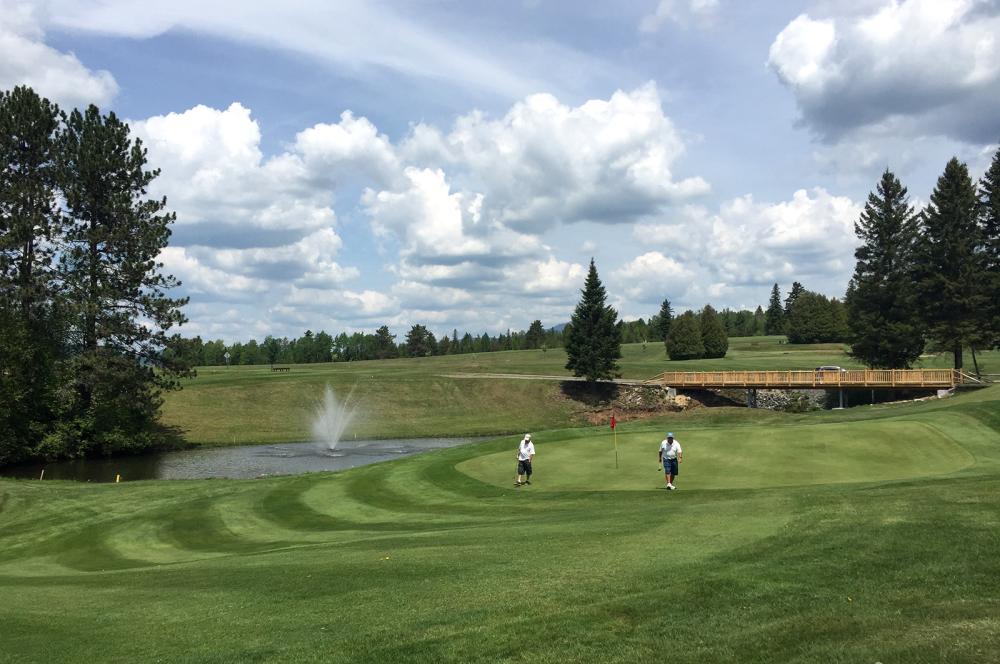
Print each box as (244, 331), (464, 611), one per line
(611, 413), (618, 468)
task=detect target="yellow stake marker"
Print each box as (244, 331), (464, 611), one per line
(115, 474), (121, 483)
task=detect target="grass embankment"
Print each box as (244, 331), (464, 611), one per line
(2, 385), (999, 662)
(160, 336), (996, 446)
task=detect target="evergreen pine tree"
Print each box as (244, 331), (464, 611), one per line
(845, 170), (924, 367)
(700, 304), (729, 358)
(978, 146), (1000, 348)
(783, 281), (805, 333)
(764, 283), (784, 335)
(438, 334), (451, 355)
(753, 305), (765, 335)
(56, 104), (189, 455)
(665, 310), (704, 360)
(657, 298), (673, 340)
(912, 157), (984, 370)
(405, 324), (432, 356)
(0, 86), (64, 464)
(524, 319), (545, 349)
(564, 259), (622, 381)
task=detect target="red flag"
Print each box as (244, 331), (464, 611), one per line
(610, 415), (616, 429)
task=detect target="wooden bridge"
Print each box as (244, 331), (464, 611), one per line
(644, 368), (982, 390)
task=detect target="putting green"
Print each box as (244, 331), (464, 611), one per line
(457, 421), (976, 491)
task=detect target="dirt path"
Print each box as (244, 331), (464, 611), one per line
(439, 372), (651, 385)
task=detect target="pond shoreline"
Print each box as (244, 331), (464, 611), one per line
(0, 436), (494, 483)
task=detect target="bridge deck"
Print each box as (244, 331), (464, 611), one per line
(644, 369), (970, 389)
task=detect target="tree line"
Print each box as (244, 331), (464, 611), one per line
(175, 298), (777, 367)
(761, 282), (849, 344)
(1, 87), (188, 466)
(843, 153), (1000, 370)
(173, 308), (778, 367)
(164, 323), (571, 366)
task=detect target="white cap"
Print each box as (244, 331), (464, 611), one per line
(524, 433), (531, 440)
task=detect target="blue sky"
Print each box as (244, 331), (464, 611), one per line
(3, 0), (999, 342)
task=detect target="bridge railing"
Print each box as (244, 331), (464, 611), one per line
(644, 368), (961, 388)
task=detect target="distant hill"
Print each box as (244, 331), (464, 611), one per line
(549, 322), (569, 332)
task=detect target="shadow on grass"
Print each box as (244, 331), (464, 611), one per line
(559, 381), (619, 407)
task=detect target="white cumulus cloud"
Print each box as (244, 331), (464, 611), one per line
(768, 0), (1000, 143)
(293, 111), (401, 189)
(634, 188), (862, 305)
(119, 83), (851, 337)
(510, 256), (587, 295)
(613, 251), (694, 303)
(435, 83), (709, 230)
(0, 1), (118, 109)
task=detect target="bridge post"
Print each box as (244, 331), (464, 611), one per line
(839, 388), (845, 409)
(747, 388), (758, 409)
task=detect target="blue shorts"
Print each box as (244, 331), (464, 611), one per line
(664, 458), (679, 476)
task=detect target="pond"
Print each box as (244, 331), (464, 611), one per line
(1, 437), (488, 483)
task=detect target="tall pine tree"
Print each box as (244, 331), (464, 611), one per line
(405, 324), (433, 356)
(783, 281), (805, 329)
(525, 319), (545, 349)
(565, 259), (622, 381)
(845, 170), (924, 368)
(764, 283), (784, 335)
(657, 298), (673, 340)
(978, 146), (1000, 348)
(57, 104), (189, 455)
(0, 86), (64, 464)
(913, 157), (984, 370)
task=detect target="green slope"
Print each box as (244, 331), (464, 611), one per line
(459, 421), (975, 491)
(160, 337), (997, 445)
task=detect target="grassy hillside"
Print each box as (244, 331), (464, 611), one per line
(160, 336), (997, 445)
(2, 385), (998, 662)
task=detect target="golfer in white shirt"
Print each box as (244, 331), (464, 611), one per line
(658, 432), (682, 490)
(515, 434), (535, 486)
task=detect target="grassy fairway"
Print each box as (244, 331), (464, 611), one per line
(160, 336), (998, 445)
(2, 386), (999, 662)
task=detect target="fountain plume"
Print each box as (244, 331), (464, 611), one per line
(312, 384), (355, 451)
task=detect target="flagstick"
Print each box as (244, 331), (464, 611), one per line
(613, 411), (619, 469)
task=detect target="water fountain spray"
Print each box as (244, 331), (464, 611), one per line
(312, 384), (356, 452)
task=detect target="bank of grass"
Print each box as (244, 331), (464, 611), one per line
(2, 385), (999, 662)
(160, 336), (998, 446)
